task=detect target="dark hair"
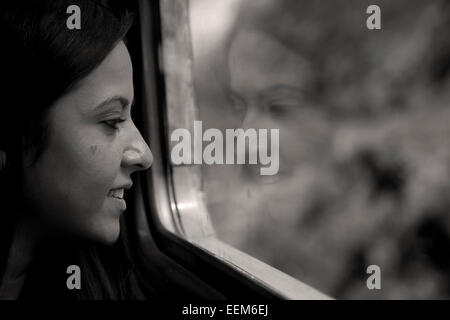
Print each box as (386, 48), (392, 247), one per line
(0, 0), (144, 299)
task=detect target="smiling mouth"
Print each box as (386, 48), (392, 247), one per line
(107, 188), (126, 210)
(108, 188), (124, 199)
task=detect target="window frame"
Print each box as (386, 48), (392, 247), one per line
(136, 0), (331, 300)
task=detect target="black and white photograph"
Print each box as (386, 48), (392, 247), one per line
(1, 0), (450, 307)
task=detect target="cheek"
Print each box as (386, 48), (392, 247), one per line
(71, 143), (123, 221)
(279, 113), (332, 164)
(76, 143), (120, 203)
(25, 134), (122, 232)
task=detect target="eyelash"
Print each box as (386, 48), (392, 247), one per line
(102, 118), (126, 130)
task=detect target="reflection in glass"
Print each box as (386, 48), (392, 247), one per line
(190, 0), (450, 299)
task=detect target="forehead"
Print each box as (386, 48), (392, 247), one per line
(228, 29), (313, 94)
(65, 41), (134, 113)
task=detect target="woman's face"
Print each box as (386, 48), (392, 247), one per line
(23, 41), (153, 245)
(227, 29), (331, 183)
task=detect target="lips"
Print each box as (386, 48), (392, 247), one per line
(107, 188), (126, 211)
(108, 188), (124, 199)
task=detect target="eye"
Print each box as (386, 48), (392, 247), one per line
(228, 91), (247, 114)
(102, 118), (126, 130)
(268, 103), (289, 118)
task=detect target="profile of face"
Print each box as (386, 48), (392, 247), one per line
(227, 29), (331, 188)
(22, 41), (153, 245)
(211, 27), (335, 248)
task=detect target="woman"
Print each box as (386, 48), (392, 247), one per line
(0, 0), (153, 299)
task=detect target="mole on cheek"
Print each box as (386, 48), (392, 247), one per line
(90, 145), (99, 155)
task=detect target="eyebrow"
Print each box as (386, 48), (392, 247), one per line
(94, 95), (135, 111)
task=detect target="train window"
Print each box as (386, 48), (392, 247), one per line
(136, 0), (329, 299)
(143, 0), (450, 299)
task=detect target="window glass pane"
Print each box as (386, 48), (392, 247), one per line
(188, 0), (450, 298)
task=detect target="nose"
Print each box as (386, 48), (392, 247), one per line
(239, 105), (266, 168)
(241, 102), (277, 131)
(240, 105), (279, 173)
(241, 104), (260, 131)
(122, 126), (153, 172)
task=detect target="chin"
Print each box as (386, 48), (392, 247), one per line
(89, 220), (121, 245)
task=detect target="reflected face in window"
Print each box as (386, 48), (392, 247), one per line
(23, 42), (153, 245)
(227, 29), (331, 182)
